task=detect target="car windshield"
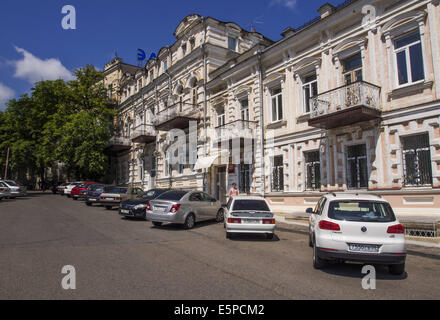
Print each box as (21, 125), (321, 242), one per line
(233, 200), (270, 212)
(5, 180), (19, 186)
(141, 190), (157, 198)
(105, 187), (127, 194)
(328, 201), (396, 222)
(156, 191), (187, 201)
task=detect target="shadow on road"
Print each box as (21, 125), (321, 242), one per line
(148, 219), (222, 231)
(227, 233), (280, 242)
(319, 262), (408, 280)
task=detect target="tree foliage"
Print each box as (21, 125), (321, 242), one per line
(0, 65), (114, 184)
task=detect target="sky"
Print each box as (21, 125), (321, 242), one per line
(0, 0), (344, 110)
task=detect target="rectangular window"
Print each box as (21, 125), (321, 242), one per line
(239, 164), (251, 194)
(270, 88), (283, 122)
(240, 98), (249, 122)
(342, 53), (363, 84)
(163, 60), (167, 72)
(228, 36), (237, 51)
(402, 133), (432, 186)
(394, 31), (425, 86)
(305, 151), (321, 190)
(217, 106), (225, 127)
(271, 155), (284, 192)
(302, 73), (318, 113)
(347, 144), (368, 189)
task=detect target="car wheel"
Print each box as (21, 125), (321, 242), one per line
(105, 206), (112, 210)
(389, 263), (405, 275)
(226, 232), (232, 239)
(266, 233), (274, 240)
(152, 222), (162, 227)
(216, 209), (224, 223)
(313, 238), (325, 270)
(183, 213), (195, 230)
(86, 202), (92, 206)
(309, 231), (313, 247)
(73, 197), (77, 201)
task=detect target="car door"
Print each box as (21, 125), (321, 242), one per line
(188, 192), (204, 220)
(310, 197), (326, 235)
(200, 192), (218, 219)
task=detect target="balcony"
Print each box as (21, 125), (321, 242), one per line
(130, 124), (156, 144)
(154, 102), (201, 131)
(214, 120), (257, 143)
(308, 81), (381, 129)
(106, 136), (131, 152)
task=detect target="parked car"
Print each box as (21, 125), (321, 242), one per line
(0, 180), (27, 198)
(0, 181), (11, 200)
(56, 182), (70, 195)
(99, 186), (144, 210)
(71, 182), (99, 200)
(307, 193), (406, 275)
(119, 188), (170, 219)
(146, 190), (223, 229)
(223, 196), (275, 239)
(85, 184), (107, 206)
(64, 182), (83, 197)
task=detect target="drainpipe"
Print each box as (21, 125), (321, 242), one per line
(257, 50), (265, 197)
(202, 16), (208, 192)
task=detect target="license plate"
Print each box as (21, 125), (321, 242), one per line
(89, 199), (96, 202)
(243, 219), (261, 224)
(120, 209), (129, 214)
(154, 206), (167, 213)
(348, 243), (381, 253)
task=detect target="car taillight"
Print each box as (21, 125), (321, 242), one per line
(100, 196), (104, 200)
(228, 218), (241, 224)
(146, 201), (151, 211)
(115, 197), (121, 201)
(0, 188), (4, 191)
(169, 204), (181, 213)
(387, 224), (405, 234)
(262, 219), (275, 224)
(319, 220), (341, 231)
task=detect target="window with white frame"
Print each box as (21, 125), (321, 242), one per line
(217, 106), (225, 127)
(138, 158), (144, 181)
(228, 36), (238, 52)
(394, 31), (425, 86)
(271, 155), (284, 192)
(270, 87), (283, 122)
(302, 73), (318, 114)
(240, 98), (249, 122)
(402, 133), (432, 186)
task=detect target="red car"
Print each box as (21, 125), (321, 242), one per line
(71, 182), (99, 200)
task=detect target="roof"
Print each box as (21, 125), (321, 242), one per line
(323, 192), (388, 202)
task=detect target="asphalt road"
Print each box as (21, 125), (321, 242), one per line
(0, 193), (439, 300)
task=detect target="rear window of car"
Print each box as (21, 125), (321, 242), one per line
(156, 191), (187, 201)
(232, 200), (270, 212)
(5, 180), (18, 186)
(105, 187), (127, 194)
(89, 185), (105, 191)
(328, 201), (396, 222)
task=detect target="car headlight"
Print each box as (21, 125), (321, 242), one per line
(134, 204), (147, 210)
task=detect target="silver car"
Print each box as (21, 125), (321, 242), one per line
(146, 190), (223, 229)
(0, 181), (11, 200)
(99, 186), (144, 210)
(0, 180), (27, 198)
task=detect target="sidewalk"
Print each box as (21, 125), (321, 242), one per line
(274, 213), (440, 260)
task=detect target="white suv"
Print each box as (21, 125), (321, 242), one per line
(308, 193), (406, 275)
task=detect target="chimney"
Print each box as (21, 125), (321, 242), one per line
(317, 3), (336, 19)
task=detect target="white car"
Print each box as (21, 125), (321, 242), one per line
(64, 182), (82, 197)
(0, 181), (11, 200)
(0, 180), (27, 198)
(308, 193), (406, 275)
(224, 196), (276, 239)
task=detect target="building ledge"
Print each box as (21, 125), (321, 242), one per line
(388, 81), (433, 100)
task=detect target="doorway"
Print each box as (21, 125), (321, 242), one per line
(216, 166), (227, 204)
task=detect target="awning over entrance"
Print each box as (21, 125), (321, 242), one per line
(193, 150), (229, 170)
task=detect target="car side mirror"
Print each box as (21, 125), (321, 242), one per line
(306, 208), (314, 214)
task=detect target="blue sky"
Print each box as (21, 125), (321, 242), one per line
(0, 0), (342, 110)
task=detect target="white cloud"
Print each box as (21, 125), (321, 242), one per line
(12, 47), (74, 84)
(0, 83), (15, 108)
(269, 0), (298, 10)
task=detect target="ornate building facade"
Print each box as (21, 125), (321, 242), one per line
(105, 0), (440, 216)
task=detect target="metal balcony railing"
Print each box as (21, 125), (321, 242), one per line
(108, 135), (131, 146)
(153, 102), (201, 127)
(214, 120), (257, 142)
(309, 81), (381, 119)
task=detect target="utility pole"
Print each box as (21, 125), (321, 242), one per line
(4, 148), (9, 180)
